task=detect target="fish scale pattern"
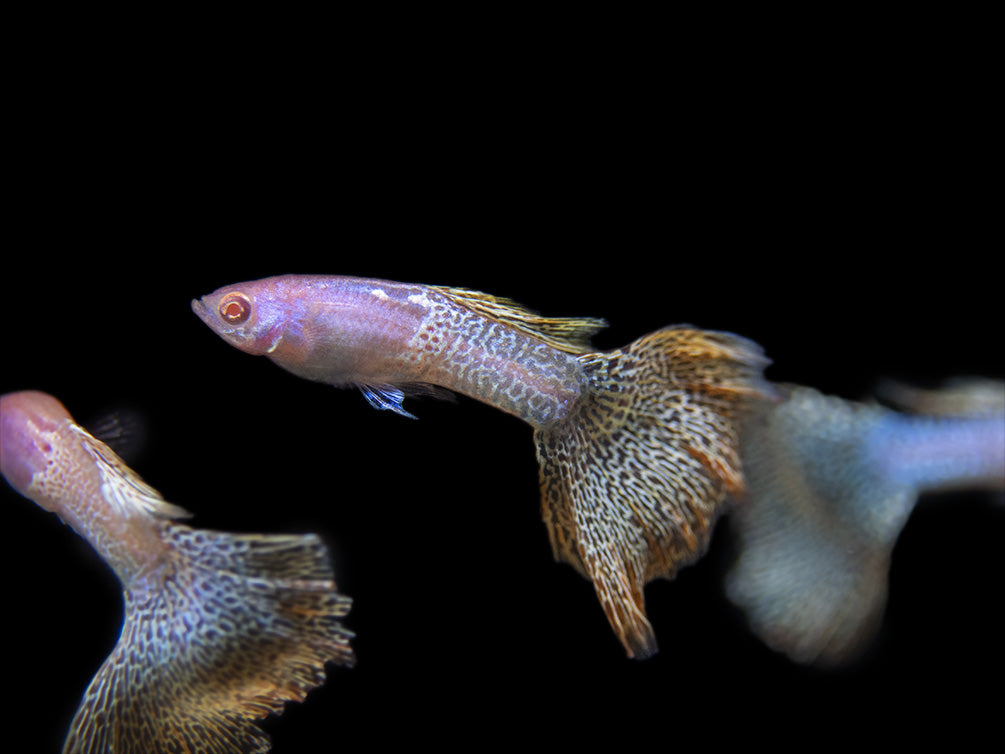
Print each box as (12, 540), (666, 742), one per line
(413, 286), (591, 427)
(62, 523), (354, 754)
(535, 326), (771, 658)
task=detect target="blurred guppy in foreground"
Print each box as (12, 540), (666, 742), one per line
(193, 274), (774, 658)
(0, 391), (355, 753)
(726, 378), (1005, 666)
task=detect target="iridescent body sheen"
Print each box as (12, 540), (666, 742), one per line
(0, 391), (355, 753)
(194, 275), (773, 657)
(193, 276), (592, 426)
(726, 381), (1005, 666)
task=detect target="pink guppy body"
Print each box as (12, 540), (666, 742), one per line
(193, 273), (775, 658)
(192, 275), (595, 425)
(0, 390), (354, 752)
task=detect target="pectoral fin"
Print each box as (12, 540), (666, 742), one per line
(359, 385), (418, 419)
(358, 383), (457, 419)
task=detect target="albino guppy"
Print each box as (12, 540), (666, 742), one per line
(0, 390), (355, 753)
(192, 274), (773, 658)
(726, 380), (1005, 666)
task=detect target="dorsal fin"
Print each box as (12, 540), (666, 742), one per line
(433, 285), (607, 354)
(85, 407), (147, 465)
(72, 423), (193, 521)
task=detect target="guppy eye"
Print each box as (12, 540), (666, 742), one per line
(219, 293), (252, 324)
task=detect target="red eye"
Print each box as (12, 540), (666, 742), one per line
(219, 293), (252, 324)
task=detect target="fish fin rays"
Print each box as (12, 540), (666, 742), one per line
(358, 383), (456, 419)
(84, 407), (148, 466)
(360, 384), (418, 418)
(433, 285), (608, 354)
(534, 326), (772, 658)
(62, 524), (354, 754)
(72, 424), (193, 521)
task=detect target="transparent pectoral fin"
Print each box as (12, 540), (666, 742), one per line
(359, 384), (418, 419)
(358, 383), (456, 419)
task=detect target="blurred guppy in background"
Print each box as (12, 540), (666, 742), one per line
(726, 378), (1005, 666)
(0, 391), (355, 754)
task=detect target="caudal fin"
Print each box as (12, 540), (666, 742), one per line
(62, 524), (354, 754)
(534, 326), (772, 658)
(726, 382), (1005, 667)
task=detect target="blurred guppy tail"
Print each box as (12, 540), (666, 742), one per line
(534, 326), (772, 658)
(725, 382), (1005, 668)
(62, 525), (354, 754)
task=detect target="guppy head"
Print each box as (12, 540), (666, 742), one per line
(0, 390), (70, 500)
(191, 278), (288, 356)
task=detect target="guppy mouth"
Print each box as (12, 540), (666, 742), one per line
(190, 297), (210, 323)
(191, 296), (242, 339)
(190, 296), (238, 338)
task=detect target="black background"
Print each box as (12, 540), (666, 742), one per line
(4, 19), (1002, 753)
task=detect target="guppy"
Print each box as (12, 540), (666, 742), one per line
(726, 379), (1005, 667)
(0, 390), (355, 753)
(192, 275), (772, 658)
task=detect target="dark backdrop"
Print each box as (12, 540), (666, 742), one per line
(4, 38), (1001, 753)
